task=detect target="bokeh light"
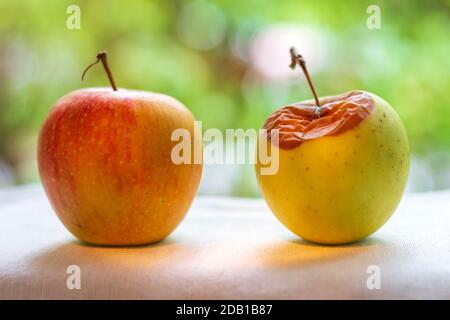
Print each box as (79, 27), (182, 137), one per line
(0, 0), (449, 196)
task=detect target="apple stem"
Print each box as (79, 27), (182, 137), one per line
(289, 47), (320, 108)
(81, 51), (118, 91)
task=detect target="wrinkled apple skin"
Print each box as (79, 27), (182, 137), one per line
(256, 91), (409, 244)
(38, 88), (202, 245)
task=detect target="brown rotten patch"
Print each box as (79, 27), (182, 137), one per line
(263, 91), (374, 150)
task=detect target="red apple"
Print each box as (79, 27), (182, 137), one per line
(38, 52), (202, 245)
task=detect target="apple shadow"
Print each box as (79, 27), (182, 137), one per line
(17, 232), (413, 299)
(26, 236), (195, 275)
(252, 235), (408, 269)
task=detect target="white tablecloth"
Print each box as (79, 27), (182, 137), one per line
(0, 185), (449, 299)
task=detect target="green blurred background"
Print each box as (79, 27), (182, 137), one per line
(0, 0), (449, 196)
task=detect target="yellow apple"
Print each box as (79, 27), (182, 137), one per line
(255, 49), (409, 245)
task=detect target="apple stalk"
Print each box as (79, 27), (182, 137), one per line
(289, 47), (321, 117)
(81, 51), (118, 91)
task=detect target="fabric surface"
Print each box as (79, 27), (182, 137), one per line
(0, 185), (449, 299)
